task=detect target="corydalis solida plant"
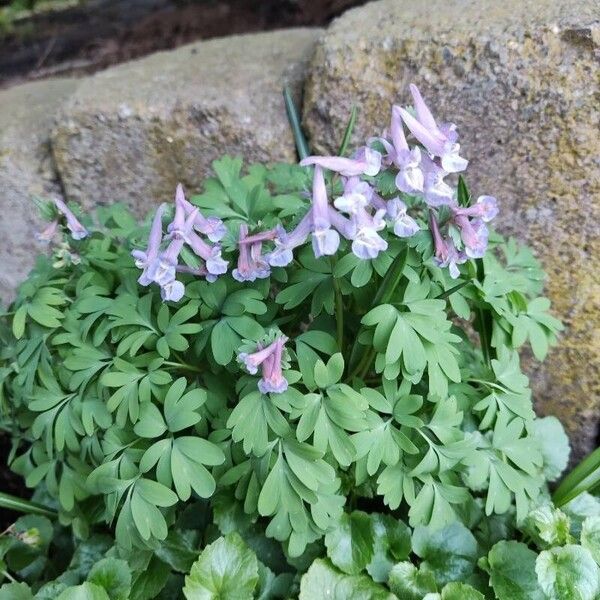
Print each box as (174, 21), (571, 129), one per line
(1, 85), (563, 559)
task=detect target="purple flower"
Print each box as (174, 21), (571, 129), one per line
(160, 280), (185, 302)
(37, 219), (59, 243)
(429, 211), (466, 279)
(238, 335), (289, 394)
(453, 195), (498, 222)
(170, 183), (227, 243)
(388, 106), (424, 194)
(186, 229), (228, 278)
(267, 217), (311, 267)
(454, 215), (489, 259)
(421, 156), (455, 207)
(332, 180), (388, 260)
(300, 146), (382, 177)
(146, 237), (185, 287)
(311, 165), (340, 257)
(386, 198), (420, 238)
(258, 337), (289, 394)
(53, 198), (89, 240)
(233, 224), (271, 282)
(132, 203), (166, 286)
(397, 84), (468, 173)
(239, 341), (276, 375)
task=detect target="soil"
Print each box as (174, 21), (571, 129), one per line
(0, 0), (368, 88)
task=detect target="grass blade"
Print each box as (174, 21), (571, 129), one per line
(283, 87), (310, 160)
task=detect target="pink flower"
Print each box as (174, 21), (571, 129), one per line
(53, 198), (89, 240)
(233, 224), (271, 282)
(429, 211), (466, 279)
(397, 84), (468, 173)
(238, 335), (289, 395)
(300, 146), (382, 177)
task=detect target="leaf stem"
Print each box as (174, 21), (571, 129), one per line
(163, 361), (203, 374)
(283, 87), (310, 160)
(330, 258), (344, 351)
(0, 492), (56, 518)
(553, 446), (600, 507)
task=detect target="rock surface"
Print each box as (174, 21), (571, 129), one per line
(51, 28), (322, 216)
(0, 78), (80, 305)
(303, 0), (600, 459)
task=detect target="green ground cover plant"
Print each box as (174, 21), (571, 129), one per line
(0, 84), (584, 599)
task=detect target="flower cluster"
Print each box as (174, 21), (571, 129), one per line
(130, 85), (498, 295)
(238, 333), (289, 394)
(131, 185), (228, 301)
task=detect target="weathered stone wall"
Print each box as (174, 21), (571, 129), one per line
(302, 0), (600, 459)
(0, 78), (79, 305)
(50, 28), (322, 215)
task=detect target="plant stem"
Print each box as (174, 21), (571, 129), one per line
(474, 258), (493, 366)
(1, 570), (16, 584)
(553, 446), (600, 507)
(163, 361), (203, 374)
(0, 492), (56, 518)
(346, 247), (409, 380)
(283, 87), (310, 160)
(330, 257), (344, 351)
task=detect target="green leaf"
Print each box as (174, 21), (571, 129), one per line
(366, 514), (411, 583)
(523, 504), (572, 548)
(440, 582), (485, 600)
(581, 516), (600, 566)
(56, 583), (111, 600)
(130, 556), (171, 600)
(87, 558), (132, 600)
(12, 305), (27, 339)
(324, 511), (374, 575)
(299, 559), (394, 600)
(283, 87), (310, 160)
(535, 545), (599, 600)
(155, 530), (198, 573)
(171, 436), (224, 500)
(388, 562), (437, 600)
(183, 533), (259, 600)
(411, 522), (478, 586)
(485, 541), (544, 600)
(531, 416), (570, 482)
(0, 582), (33, 600)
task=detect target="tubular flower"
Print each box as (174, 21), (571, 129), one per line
(429, 211), (466, 279)
(421, 156), (455, 207)
(36, 219), (59, 243)
(258, 336), (289, 394)
(53, 198), (89, 240)
(397, 84), (468, 173)
(386, 198), (420, 238)
(170, 183), (227, 243)
(238, 335), (290, 395)
(453, 195), (498, 222)
(233, 224), (270, 282)
(453, 215), (489, 259)
(132, 203), (167, 286)
(333, 179), (388, 259)
(300, 146), (382, 177)
(267, 216), (312, 267)
(310, 165), (340, 257)
(388, 105), (424, 194)
(186, 229), (228, 279)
